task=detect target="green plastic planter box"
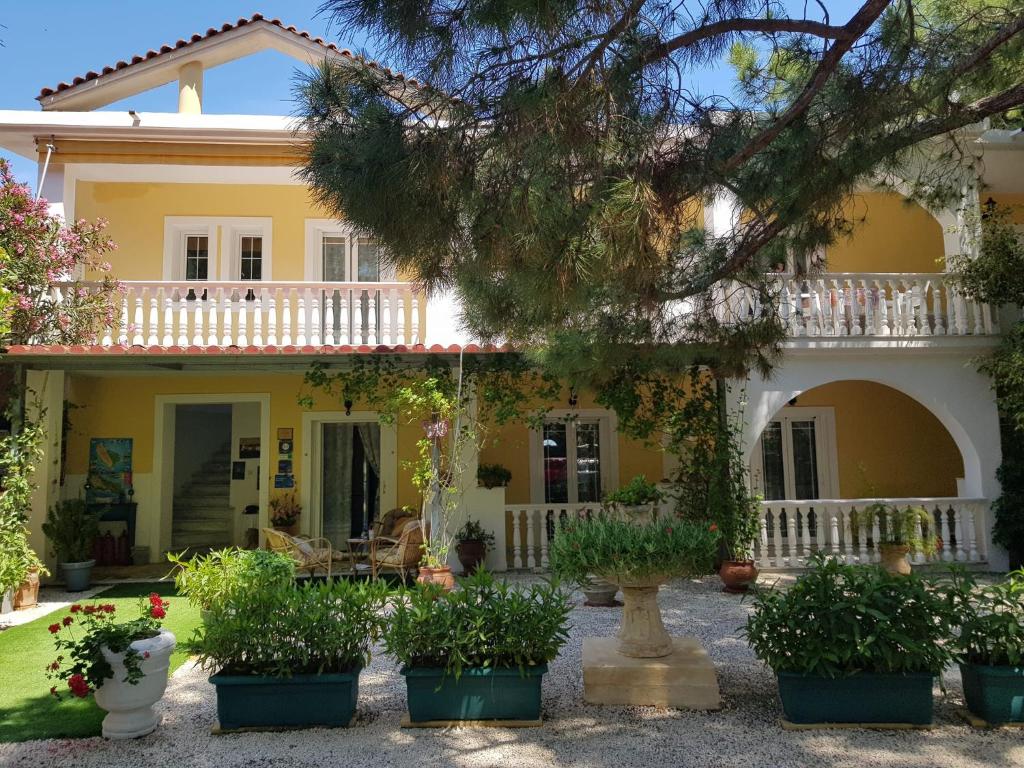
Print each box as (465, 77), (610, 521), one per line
(402, 664), (547, 722)
(776, 671), (935, 725)
(961, 664), (1024, 724)
(210, 669), (360, 730)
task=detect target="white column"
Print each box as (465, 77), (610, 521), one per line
(27, 371), (66, 577)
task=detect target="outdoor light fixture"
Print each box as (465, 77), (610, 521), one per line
(344, 398), (353, 416)
(568, 387), (578, 408)
(982, 197), (997, 220)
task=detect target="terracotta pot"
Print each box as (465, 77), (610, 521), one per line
(13, 567), (41, 610)
(416, 566), (456, 591)
(456, 540), (487, 574)
(615, 577), (672, 658)
(880, 544), (912, 575)
(719, 560), (758, 594)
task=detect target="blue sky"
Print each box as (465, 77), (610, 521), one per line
(0, 1), (862, 189)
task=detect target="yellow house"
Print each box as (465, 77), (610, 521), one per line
(0, 13), (1017, 574)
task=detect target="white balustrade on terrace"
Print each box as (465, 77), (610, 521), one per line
(720, 273), (999, 338)
(504, 503), (603, 571)
(505, 497), (988, 571)
(94, 281), (422, 348)
(756, 497), (988, 568)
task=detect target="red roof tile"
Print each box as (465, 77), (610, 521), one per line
(37, 12), (424, 100)
(3, 343), (507, 357)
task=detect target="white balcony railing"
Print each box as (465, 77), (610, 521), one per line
(96, 281), (422, 348)
(756, 497), (988, 568)
(721, 273), (999, 338)
(505, 497), (988, 572)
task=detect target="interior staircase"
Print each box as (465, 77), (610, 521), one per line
(171, 443), (233, 552)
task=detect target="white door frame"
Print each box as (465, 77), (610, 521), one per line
(749, 406), (839, 500)
(153, 393), (271, 558)
(300, 411), (397, 540)
(528, 409), (619, 504)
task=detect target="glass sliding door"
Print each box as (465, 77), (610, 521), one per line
(752, 409), (834, 501)
(320, 422), (381, 548)
(319, 233), (390, 344)
(540, 418), (604, 504)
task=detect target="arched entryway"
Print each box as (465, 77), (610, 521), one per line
(742, 376), (991, 568)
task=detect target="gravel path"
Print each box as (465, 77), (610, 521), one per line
(2, 576), (1021, 768)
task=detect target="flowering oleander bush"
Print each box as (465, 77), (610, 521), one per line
(46, 593), (170, 699)
(549, 515), (719, 584)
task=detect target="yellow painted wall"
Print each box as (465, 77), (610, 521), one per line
(991, 193), (1024, 225)
(477, 387), (664, 504)
(76, 182), (333, 281)
(65, 372), (424, 508)
(827, 192), (945, 273)
(793, 380), (963, 498)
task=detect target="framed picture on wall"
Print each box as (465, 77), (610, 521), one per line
(239, 437), (260, 459)
(86, 438), (133, 504)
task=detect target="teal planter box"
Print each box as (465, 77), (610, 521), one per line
(961, 663), (1024, 724)
(776, 671), (934, 725)
(402, 665), (547, 722)
(210, 670), (360, 730)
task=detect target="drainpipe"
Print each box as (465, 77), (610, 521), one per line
(35, 141), (55, 202)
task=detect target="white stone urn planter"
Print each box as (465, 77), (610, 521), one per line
(613, 576), (673, 658)
(94, 629), (176, 739)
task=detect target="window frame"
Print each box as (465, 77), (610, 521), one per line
(750, 406), (839, 501)
(163, 217), (272, 281)
(528, 409), (619, 504)
(304, 219), (395, 282)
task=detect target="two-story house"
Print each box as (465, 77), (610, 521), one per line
(0, 14), (1018, 573)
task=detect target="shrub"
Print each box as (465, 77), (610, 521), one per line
(167, 548), (294, 610)
(950, 569), (1024, 667)
(859, 503), (938, 557)
(269, 490), (301, 528)
(549, 515), (718, 584)
(191, 579), (388, 676)
(476, 463), (511, 489)
(383, 570), (570, 679)
(42, 499), (100, 563)
(745, 554), (958, 677)
(454, 518), (495, 550)
(603, 475), (661, 507)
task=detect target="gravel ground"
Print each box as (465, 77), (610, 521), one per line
(1, 575), (1021, 768)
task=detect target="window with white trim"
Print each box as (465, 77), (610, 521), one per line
(184, 235), (209, 280)
(750, 407), (838, 500)
(530, 413), (616, 504)
(239, 235), (263, 280)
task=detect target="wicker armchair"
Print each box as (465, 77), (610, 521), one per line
(369, 520), (425, 582)
(263, 528), (347, 578)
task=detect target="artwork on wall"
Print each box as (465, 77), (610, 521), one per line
(278, 439), (293, 458)
(277, 459), (293, 474)
(277, 427), (294, 440)
(86, 438), (133, 504)
(232, 461), (246, 480)
(239, 437), (260, 459)
(273, 474), (295, 489)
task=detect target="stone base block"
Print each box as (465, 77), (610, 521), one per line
(582, 637), (721, 710)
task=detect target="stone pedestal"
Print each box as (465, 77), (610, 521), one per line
(583, 637), (721, 710)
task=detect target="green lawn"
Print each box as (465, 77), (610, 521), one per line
(0, 582), (201, 743)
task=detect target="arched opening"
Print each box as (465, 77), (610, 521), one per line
(748, 380), (985, 566)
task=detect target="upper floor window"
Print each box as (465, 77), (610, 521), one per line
(239, 235), (263, 280)
(305, 220), (395, 282)
(184, 235), (209, 280)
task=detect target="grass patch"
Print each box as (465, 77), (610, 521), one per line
(0, 582), (200, 743)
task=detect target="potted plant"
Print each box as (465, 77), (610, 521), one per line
(550, 515), (718, 657)
(951, 569), (1024, 725)
(46, 593), (176, 738)
(42, 498), (101, 591)
(268, 490), (301, 535)
(12, 546), (49, 610)
(603, 475), (662, 524)
(454, 518), (495, 574)
(860, 503), (938, 574)
(167, 548), (294, 621)
(193, 578), (386, 731)
(476, 463), (511, 489)
(717, 492), (762, 593)
(386, 570), (570, 723)
(745, 554), (957, 725)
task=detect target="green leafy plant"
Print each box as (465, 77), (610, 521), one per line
(476, 463), (511, 489)
(268, 490), (301, 528)
(42, 498), (101, 563)
(167, 548), (294, 611)
(549, 515), (718, 584)
(745, 554), (958, 678)
(454, 518), (495, 551)
(46, 593), (169, 699)
(190, 579), (388, 676)
(383, 569), (570, 679)
(859, 503), (939, 557)
(949, 569), (1024, 667)
(603, 475), (661, 508)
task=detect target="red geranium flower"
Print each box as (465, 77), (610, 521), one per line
(69, 604), (81, 613)
(83, 605), (96, 615)
(143, 651), (151, 659)
(48, 623), (60, 634)
(148, 592), (162, 606)
(150, 606), (166, 620)
(67, 674), (90, 698)
(62, 616), (73, 627)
